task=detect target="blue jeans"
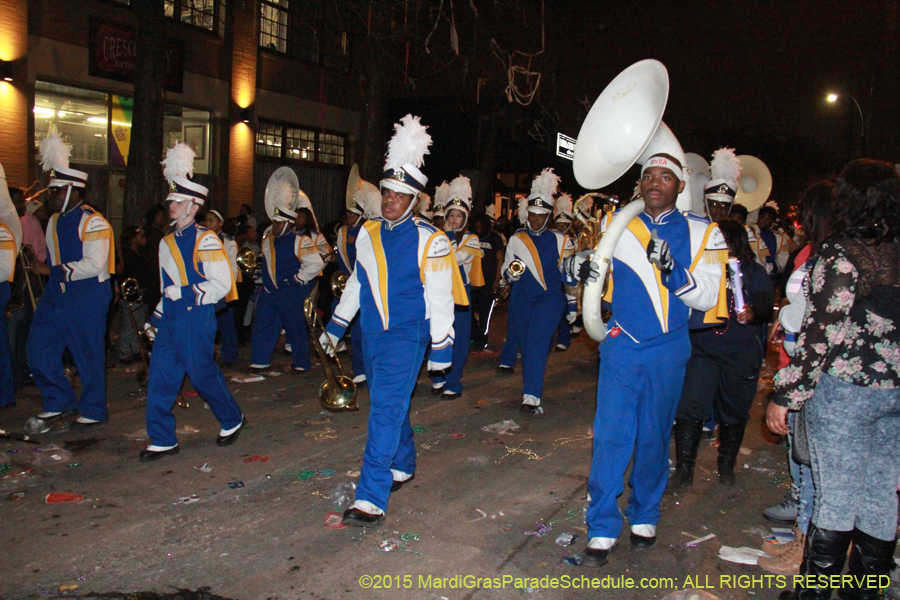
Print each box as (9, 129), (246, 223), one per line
(787, 411), (815, 535)
(808, 373), (900, 540)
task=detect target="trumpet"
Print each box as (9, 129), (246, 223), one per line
(330, 271), (349, 299)
(507, 258), (526, 278)
(120, 277), (151, 387)
(236, 246), (259, 278)
(303, 297), (357, 412)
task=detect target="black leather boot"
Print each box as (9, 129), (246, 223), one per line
(716, 422), (746, 486)
(846, 528), (897, 600)
(671, 419), (703, 489)
(780, 524), (853, 600)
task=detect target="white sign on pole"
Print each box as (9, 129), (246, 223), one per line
(556, 133), (576, 160)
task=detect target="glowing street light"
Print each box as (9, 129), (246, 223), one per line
(826, 93), (839, 102)
(825, 92), (867, 158)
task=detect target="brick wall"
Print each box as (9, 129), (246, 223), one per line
(0, 0), (29, 188)
(227, 0), (259, 216)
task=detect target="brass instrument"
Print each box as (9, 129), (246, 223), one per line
(120, 277), (151, 387)
(303, 297), (358, 412)
(236, 246), (259, 278)
(330, 270), (349, 298)
(17, 244), (45, 311)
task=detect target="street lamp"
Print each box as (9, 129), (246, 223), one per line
(826, 92), (867, 158)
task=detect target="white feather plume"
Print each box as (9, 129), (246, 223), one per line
(764, 200), (779, 210)
(576, 195), (594, 215)
(161, 142), (196, 184)
(384, 114), (432, 171)
(448, 175), (472, 206)
(358, 185), (382, 219)
(709, 147), (742, 185)
(433, 181), (451, 207)
(39, 132), (71, 173)
(555, 193), (573, 217)
(517, 197), (529, 225)
(530, 168), (560, 200)
(416, 192), (431, 215)
(486, 202), (498, 219)
(274, 180), (296, 210)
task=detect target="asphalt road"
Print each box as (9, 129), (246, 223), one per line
(0, 307), (799, 600)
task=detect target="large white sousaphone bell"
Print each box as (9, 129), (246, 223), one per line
(734, 155), (772, 213)
(684, 152), (711, 216)
(573, 59), (692, 343)
(264, 166), (300, 222)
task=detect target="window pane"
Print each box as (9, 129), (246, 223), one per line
(260, 1), (289, 53)
(285, 126), (315, 161)
(256, 121), (284, 158)
(34, 82), (109, 166)
(318, 133), (345, 165)
(164, 106), (212, 175)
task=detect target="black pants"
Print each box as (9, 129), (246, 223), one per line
(676, 345), (760, 426)
(469, 286), (493, 346)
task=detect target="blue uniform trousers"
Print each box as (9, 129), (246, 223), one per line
(443, 304), (472, 394)
(511, 291), (565, 399)
(250, 285), (311, 370)
(146, 303), (242, 447)
(356, 320), (430, 512)
(587, 328), (691, 539)
(499, 302), (519, 368)
(555, 313), (571, 349)
(0, 283), (13, 406)
(215, 305), (239, 364)
(331, 296), (365, 378)
(27, 281), (111, 421)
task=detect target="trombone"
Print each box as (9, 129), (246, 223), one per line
(17, 244), (45, 311)
(303, 296), (357, 412)
(330, 270), (349, 299)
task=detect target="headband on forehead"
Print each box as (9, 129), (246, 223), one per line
(641, 155), (684, 181)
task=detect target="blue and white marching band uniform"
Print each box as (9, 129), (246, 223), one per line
(28, 146), (114, 424)
(430, 177), (484, 398)
(211, 210), (240, 365)
(586, 202), (727, 545)
(335, 217), (366, 379)
(147, 221), (244, 448)
(326, 212), (466, 516)
(249, 224), (323, 371)
(0, 164), (22, 407)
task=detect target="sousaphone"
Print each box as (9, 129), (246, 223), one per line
(573, 59), (689, 342)
(734, 155), (772, 212)
(264, 166), (299, 221)
(684, 152), (711, 216)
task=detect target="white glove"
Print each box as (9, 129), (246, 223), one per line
(563, 250), (601, 284)
(143, 322), (157, 342)
(646, 229), (674, 274)
(319, 332), (340, 357)
(566, 310), (578, 324)
(163, 285), (182, 301)
(427, 360), (451, 374)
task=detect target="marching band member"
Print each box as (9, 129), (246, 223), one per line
(321, 115), (465, 527)
(500, 169), (577, 414)
(140, 143), (245, 461)
(755, 204), (793, 281)
(334, 178), (381, 383)
(296, 192), (332, 268)
(431, 182), (448, 231)
(28, 133), (114, 428)
(582, 153), (727, 567)
(431, 175), (484, 400)
(203, 209), (240, 366)
(702, 148), (742, 224)
(469, 213), (505, 350)
(552, 193), (576, 351)
(0, 162), (23, 408)
(248, 175), (324, 373)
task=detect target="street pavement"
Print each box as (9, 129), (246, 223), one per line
(0, 307), (797, 600)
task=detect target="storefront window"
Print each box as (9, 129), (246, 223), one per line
(257, 120), (345, 166)
(34, 82), (109, 166)
(164, 107), (212, 175)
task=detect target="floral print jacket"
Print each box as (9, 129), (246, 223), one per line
(773, 239), (900, 410)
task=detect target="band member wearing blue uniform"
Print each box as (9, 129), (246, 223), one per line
(469, 213), (505, 350)
(500, 169), (577, 414)
(0, 162), (23, 408)
(335, 174), (381, 383)
(29, 133), (115, 428)
(582, 153), (727, 566)
(321, 115), (466, 527)
(551, 193), (576, 351)
(140, 143), (245, 461)
(248, 174), (324, 373)
(203, 209), (240, 366)
(430, 175), (484, 400)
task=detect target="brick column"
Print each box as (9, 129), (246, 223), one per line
(227, 0), (259, 216)
(0, 0), (29, 188)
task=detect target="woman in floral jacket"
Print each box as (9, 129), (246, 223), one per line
(767, 159), (900, 600)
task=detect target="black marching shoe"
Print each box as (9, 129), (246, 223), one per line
(139, 446), (180, 462)
(630, 533), (657, 549)
(671, 419), (704, 490)
(581, 544), (615, 568)
(390, 473), (415, 492)
(216, 416), (247, 446)
(497, 365), (514, 374)
(716, 422), (746, 486)
(441, 391), (462, 401)
(342, 507), (385, 527)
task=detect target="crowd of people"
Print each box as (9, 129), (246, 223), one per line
(0, 112), (898, 599)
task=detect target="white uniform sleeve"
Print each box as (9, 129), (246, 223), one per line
(423, 233), (457, 355)
(224, 237), (239, 281)
(671, 224), (726, 312)
(292, 237), (324, 285)
(0, 162), (22, 254)
(61, 214), (111, 282)
(190, 233), (233, 305)
(326, 266), (362, 340)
